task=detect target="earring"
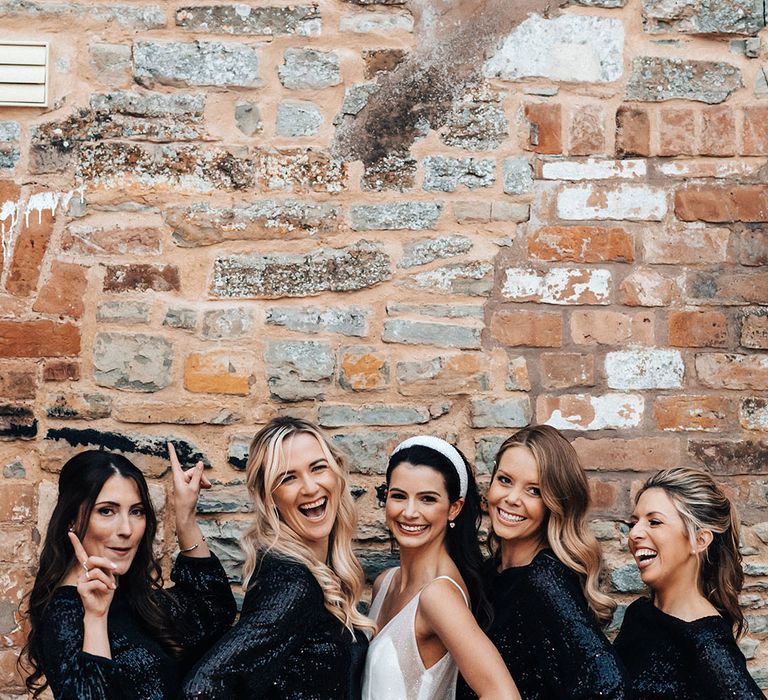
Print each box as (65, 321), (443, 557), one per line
(449, 521), (456, 529)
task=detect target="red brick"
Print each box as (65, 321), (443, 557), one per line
(643, 225), (729, 264)
(0, 482), (35, 523)
(5, 199), (55, 297)
(524, 103), (562, 155)
(621, 269), (678, 306)
(0, 362), (36, 399)
(741, 309), (768, 349)
(615, 106), (650, 157)
(654, 395), (731, 432)
(695, 353), (768, 390)
(536, 394), (643, 430)
(675, 186), (768, 223)
(742, 106), (768, 156)
(658, 108), (696, 157)
(540, 353), (595, 389)
(573, 436), (682, 471)
(688, 270), (768, 306)
(571, 310), (654, 345)
(103, 264), (180, 293)
(700, 107), (736, 157)
(569, 105), (605, 156)
(668, 310), (728, 348)
(32, 260), (88, 318)
(0, 321), (80, 357)
(528, 226), (634, 263)
(490, 310), (562, 347)
(589, 478), (625, 514)
(43, 360), (81, 381)
(738, 228), (768, 267)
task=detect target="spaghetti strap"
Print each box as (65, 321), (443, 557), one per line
(432, 575), (469, 608)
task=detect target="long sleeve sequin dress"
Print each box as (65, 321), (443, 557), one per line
(613, 597), (763, 699)
(457, 549), (628, 700)
(37, 553), (236, 700)
(182, 552), (369, 699)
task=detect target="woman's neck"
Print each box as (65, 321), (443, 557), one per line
(653, 575), (718, 621)
(499, 536), (546, 570)
(397, 540), (452, 591)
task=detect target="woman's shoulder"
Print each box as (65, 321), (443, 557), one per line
(244, 552), (321, 602)
(525, 550), (580, 592)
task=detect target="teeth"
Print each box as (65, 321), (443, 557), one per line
(299, 497), (326, 511)
(399, 523), (428, 533)
(496, 509), (525, 523)
(635, 548), (657, 560)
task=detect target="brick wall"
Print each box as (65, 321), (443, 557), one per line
(1, 0), (767, 694)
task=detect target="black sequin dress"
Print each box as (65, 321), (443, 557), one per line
(614, 597), (763, 699)
(37, 553), (236, 700)
(182, 552), (369, 699)
(457, 549), (628, 700)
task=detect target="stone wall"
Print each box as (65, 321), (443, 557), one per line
(1, 0), (768, 694)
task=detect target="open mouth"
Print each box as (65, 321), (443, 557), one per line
(634, 548), (658, 568)
(495, 507), (526, 524)
(298, 497), (328, 521)
(396, 522), (429, 535)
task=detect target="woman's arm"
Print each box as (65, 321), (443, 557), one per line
(168, 442), (211, 558)
(37, 591), (119, 700)
(694, 637), (764, 700)
(419, 580), (521, 700)
(181, 558), (318, 699)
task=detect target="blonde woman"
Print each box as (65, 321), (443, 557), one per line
(458, 424), (627, 700)
(182, 417), (374, 699)
(614, 468), (762, 699)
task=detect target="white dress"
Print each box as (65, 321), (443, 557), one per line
(361, 567), (469, 700)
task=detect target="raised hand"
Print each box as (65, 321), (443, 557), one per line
(68, 531), (117, 619)
(168, 442), (211, 557)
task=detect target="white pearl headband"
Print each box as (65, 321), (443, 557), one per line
(391, 435), (468, 498)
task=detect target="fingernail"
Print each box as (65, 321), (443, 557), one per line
(111, 563), (117, 569)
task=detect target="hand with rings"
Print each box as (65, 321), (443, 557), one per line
(68, 531), (118, 619)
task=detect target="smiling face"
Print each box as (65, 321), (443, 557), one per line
(487, 445), (547, 567)
(80, 474), (147, 575)
(386, 462), (462, 551)
(628, 487), (701, 592)
(271, 431), (340, 561)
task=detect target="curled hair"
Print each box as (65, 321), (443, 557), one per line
(21, 450), (177, 698)
(387, 441), (492, 629)
(638, 467), (745, 638)
(488, 425), (615, 625)
(241, 416), (374, 636)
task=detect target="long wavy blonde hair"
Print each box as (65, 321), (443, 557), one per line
(488, 424), (615, 625)
(241, 416), (374, 636)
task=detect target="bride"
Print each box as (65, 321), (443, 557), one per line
(362, 436), (520, 700)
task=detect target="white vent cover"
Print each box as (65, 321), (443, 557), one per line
(0, 41), (49, 107)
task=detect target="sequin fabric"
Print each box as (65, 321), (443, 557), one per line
(182, 553), (369, 699)
(457, 550), (628, 700)
(37, 554), (237, 699)
(614, 597), (763, 699)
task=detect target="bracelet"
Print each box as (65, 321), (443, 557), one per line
(179, 536), (205, 553)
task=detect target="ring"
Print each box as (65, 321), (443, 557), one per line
(85, 569), (90, 580)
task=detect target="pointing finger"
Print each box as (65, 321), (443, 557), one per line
(168, 442), (184, 479)
(68, 531), (89, 567)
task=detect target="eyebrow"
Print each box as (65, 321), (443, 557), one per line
(94, 500), (143, 508)
(281, 458), (329, 475)
(389, 487), (442, 497)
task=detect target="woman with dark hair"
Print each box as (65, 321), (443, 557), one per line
(458, 424), (627, 700)
(614, 467), (763, 699)
(362, 435), (519, 699)
(21, 446), (236, 699)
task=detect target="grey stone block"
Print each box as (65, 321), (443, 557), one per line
(93, 332), (173, 392)
(382, 320), (482, 349)
(278, 48), (341, 89)
(350, 201), (442, 231)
